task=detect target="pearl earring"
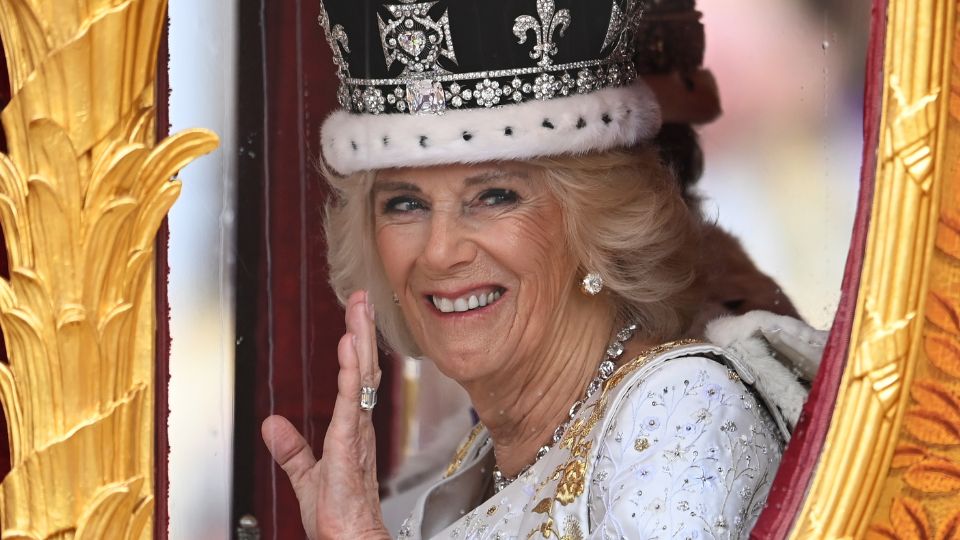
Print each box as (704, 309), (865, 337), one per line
(580, 272), (604, 296)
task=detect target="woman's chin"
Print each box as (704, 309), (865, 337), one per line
(422, 342), (506, 381)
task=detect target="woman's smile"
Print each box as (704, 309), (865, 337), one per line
(426, 285), (507, 315)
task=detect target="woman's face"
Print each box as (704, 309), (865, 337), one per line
(373, 162), (581, 382)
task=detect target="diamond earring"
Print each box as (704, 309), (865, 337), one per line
(580, 272), (604, 296)
(392, 293), (400, 305)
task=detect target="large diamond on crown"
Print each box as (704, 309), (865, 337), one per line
(378, 1), (457, 76)
(405, 79), (446, 115)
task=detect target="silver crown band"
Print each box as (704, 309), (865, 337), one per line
(343, 59), (638, 115)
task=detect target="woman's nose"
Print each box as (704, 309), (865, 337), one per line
(420, 212), (477, 272)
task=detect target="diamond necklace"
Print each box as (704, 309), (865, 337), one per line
(491, 322), (638, 494)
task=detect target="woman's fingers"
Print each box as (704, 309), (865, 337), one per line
(345, 290), (381, 409)
(261, 415), (317, 491)
(328, 331), (362, 439)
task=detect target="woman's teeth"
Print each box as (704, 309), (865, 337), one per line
(432, 291), (502, 313)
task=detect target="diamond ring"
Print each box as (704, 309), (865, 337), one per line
(359, 386), (377, 411)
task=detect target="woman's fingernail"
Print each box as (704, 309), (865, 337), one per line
(351, 334), (358, 349)
(366, 301), (376, 321)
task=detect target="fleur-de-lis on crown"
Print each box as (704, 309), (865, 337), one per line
(513, 0), (572, 67)
(318, 9), (351, 77)
(319, 6), (352, 107)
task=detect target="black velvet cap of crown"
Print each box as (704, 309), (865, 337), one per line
(318, 0), (704, 115)
(324, 1), (612, 78)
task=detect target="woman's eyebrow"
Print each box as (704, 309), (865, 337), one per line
(372, 180), (421, 195)
(464, 170), (529, 187)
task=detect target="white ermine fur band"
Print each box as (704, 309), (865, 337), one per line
(321, 81), (662, 175)
(705, 311), (827, 440)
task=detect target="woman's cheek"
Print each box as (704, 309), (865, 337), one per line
(500, 215), (570, 274)
(375, 224), (417, 285)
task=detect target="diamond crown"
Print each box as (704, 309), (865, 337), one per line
(318, 0), (703, 115)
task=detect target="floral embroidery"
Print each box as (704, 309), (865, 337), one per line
(411, 343), (782, 540)
(634, 437), (650, 452)
(554, 458), (587, 505)
(443, 423), (485, 478)
(559, 516), (584, 540)
(589, 358), (783, 539)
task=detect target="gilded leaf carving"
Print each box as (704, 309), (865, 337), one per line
(937, 509), (960, 540)
(927, 291), (960, 334)
(927, 333), (960, 379)
(890, 75), (940, 192)
(892, 443), (930, 469)
(867, 523), (904, 540)
(911, 379), (960, 422)
(904, 458), (960, 492)
(890, 497), (933, 540)
(904, 407), (960, 445)
(0, 0), (218, 535)
(936, 214), (960, 260)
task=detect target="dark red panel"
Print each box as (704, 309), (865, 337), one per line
(749, 0), (887, 537)
(232, 3), (396, 538)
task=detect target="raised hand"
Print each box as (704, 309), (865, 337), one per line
(262, 290), (390, 540)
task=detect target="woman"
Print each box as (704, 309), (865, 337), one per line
(262, 1), (817, 537)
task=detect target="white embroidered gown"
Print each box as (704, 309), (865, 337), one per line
(397, 342), (785, 539)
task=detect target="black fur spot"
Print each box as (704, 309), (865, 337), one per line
(576, 117), (587, 129)
(723, 299), (746, 311)
(542, 119), (555, 129)
(462, 131), (473, 141)
(504, 127), (513, 136)
(419, 135), (429, 148)
(601, 114), (612, 124)
(350, 141), (358, 151)
(382, 136), (389, 147)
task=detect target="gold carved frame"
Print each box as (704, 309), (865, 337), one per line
(790, 0), (960, 537)
(0, 0), (957, 538)
(0, 0), (216, 537)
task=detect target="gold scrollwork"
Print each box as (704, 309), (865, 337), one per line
(0, 0), (217, 537)
(789, 0), (958, 538)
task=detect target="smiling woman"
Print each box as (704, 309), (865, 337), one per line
(258, 1), (825, 537)
(328, 149), (699, 361)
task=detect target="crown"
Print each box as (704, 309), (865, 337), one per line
(317, 0), (702, 116)
(317, 0), (703, 174)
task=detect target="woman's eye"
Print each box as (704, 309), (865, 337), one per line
(477, 189), (519, 207)
(384, 196), (426, 213)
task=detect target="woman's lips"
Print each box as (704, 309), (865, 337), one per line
(425, 286), (507, 314)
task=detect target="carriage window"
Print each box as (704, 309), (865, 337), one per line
(162, 0), (869, 537)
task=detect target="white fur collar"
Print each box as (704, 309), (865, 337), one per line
(705, 311), (828, 440)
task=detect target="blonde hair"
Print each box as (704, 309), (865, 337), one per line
(323, 146), (702, 357)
